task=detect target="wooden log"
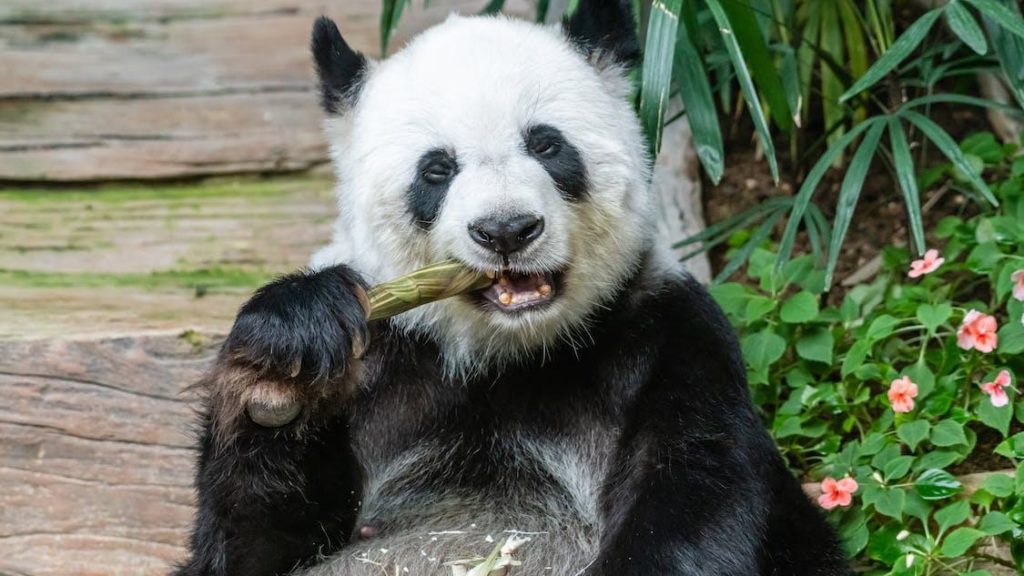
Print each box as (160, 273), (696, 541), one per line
(0, 332), (220, 576)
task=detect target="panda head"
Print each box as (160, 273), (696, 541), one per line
(311, 1), (655, 374)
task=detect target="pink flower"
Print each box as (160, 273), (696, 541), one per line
(818, 476), (859, 510)
(1012, 270), (1024, 302)
(888, 375), (919, 413)
(980, 370), (1013, 408)
(908, 249), (945, 278)
(957, 310), (999, 353)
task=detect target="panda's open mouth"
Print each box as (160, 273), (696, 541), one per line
(475, 269), (563, 313)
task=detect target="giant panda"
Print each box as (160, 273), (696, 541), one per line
(175, 1), (849, 574)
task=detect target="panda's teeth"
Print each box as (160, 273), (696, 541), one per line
(498, 292), (513, 305)
(538, 284), (551, 297)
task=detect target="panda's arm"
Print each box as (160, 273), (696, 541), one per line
(591, 275), (775, 574)
(174, 265), (368, 576)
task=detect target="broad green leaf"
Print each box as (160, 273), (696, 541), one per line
(888, 119), (926, 255)
(914, 468), (963, 500)
(718, 0), (793, 132)
(931, 421), (968, 447)
(674, 8), (725, 183)
(840, 9), (943, 102)
(897, 421), (931, 451)
(705, 0), (779, 182)
(995, 432), (1024, 459)
(796, 327), (833, 364)
(873, 487), (905, 520)
(741, 329), (787, 372)
(947, 1), (988, 54)
(841, 339), (871, 377)
(780, 291), (819, 323)
(935, 500), (971, 533)
(979, 473), (1014, 497)
(866, 314), (900, 341)
(901, 110), (998, 206)
(979, 511), (1016, 535)
(940, 527), (985, 557)
(883, 455), (914, 481)
(904, 360), (935, 399)
(913, 451), (961, 474)
(776, 118), (881, 270)
(978, 388), (1013, 436)
(825, 120), (887, 285)
(839, 511), (869, 557)
(915, 303), (953, 334)
(996, 321), (1024, 354)
(968, 0), (1024, 41)
(638, 0), (683, 153)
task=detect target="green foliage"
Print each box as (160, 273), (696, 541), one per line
(713, 147), (1024, 573)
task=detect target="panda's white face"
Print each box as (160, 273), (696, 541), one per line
(313, 15), (653, 374)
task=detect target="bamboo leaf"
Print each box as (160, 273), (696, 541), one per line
(980, 0), (1024, 109)
(901, 109), (999, 206)
(705, 0), (780, 182)
(825, 121), (887, 285)
(888, 118), (926, 256)
(715, 209), (785, 283)
(967, 0), (1024, 41)
(379, 0), (408, 55)
(776, 118), (881, 271)
(947, 1), (988, 55)
(838, 0), (869, 79)
(904, 93), (1024, 112)
(479, 0), (505, 15)
(840, 9), (943, 103)
(719, 0), (793, 132)
(675, 4), (725, 184)
(639, 0), (684, 153)
(820, 1), (846, 148)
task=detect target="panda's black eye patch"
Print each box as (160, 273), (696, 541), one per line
(408, 148), (458, 229)
(524, 124), (588, 201)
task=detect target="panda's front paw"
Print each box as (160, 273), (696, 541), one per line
(212, 264), (370, 429)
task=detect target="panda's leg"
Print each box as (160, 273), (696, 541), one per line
(174, 265), (369, 576)
(590, 383), (770, 575)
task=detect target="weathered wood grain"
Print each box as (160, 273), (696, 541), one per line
(0, 333), (220, 576)
(0, 0), (532, 181)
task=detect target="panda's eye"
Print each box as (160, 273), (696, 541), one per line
(421, 159), (455, 185)
(525, 125), (563, 159)
(531, 138), (560, 158)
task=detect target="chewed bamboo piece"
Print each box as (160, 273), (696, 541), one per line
(366, 260), (493, 321)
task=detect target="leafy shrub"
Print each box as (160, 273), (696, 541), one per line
(711, 138), (1024, 573)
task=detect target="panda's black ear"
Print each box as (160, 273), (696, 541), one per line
(311, 16), (368, 115)
(563, 0), (640, 68)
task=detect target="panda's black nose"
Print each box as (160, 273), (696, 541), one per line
(468, 214), (545, 257)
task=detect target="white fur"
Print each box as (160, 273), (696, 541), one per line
(310, 14), (653, 376)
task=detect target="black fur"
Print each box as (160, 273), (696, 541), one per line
(407, 148), (459, 229)
(312, 16), (367, 114)
(174, 264), (368, 576)
(176, 256), (848, 576)
(525, 124), (589, 201)
(563, 0), (641, 67)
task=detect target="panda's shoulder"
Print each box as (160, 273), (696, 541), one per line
(611, 253), (738, 349)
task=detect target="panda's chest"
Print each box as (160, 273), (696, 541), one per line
(350, 383), (620, 530)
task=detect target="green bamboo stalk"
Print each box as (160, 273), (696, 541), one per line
(366, 260), (493, 321)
